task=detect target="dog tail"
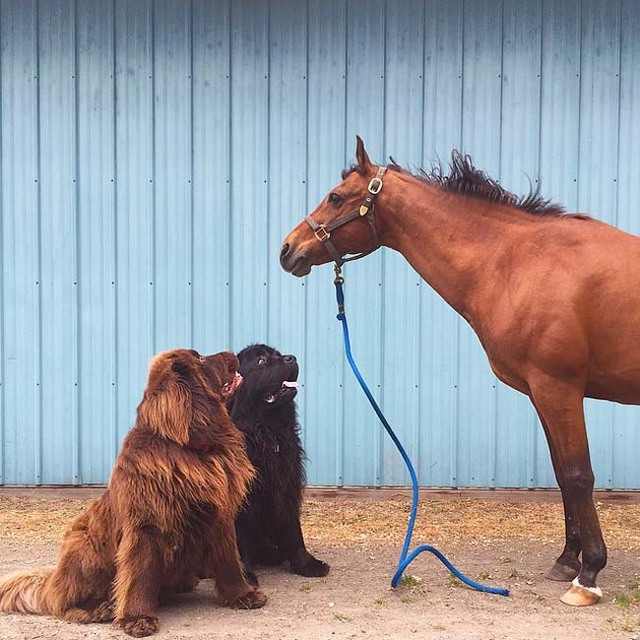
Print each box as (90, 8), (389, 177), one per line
(0, 568), (52, 614)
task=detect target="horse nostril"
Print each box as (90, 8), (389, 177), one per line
(280, 243), (290, 259)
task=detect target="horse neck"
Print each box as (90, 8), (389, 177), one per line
(377, 175), (527, 319)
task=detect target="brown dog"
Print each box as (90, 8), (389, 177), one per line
(0, 348), (266, 637)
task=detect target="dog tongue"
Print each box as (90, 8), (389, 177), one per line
(282, 381), (298, 388)
(223, 372), (243, 396)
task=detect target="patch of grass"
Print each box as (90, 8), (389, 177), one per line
(619, 615), (639, 632)
(397, 574), (422, 589)
(612, 576), (640, 613)
(614, 594), (632, 610)
(630, 576), (640, 602)
(448, 573), (461, 588)
(373, 598), (385, 607)
(333, 612), (351, 622)
(477, 570), (491, 580)
(508, 568), (520, 578)
(299, 584), (312, 592)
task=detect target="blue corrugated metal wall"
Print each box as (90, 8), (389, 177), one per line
(1, 0), (640, 487)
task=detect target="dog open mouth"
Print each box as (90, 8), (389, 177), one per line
(222, 372), (243, 398)
(265, 380), (298, 404)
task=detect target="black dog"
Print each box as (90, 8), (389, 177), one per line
(229, 344), (329, 586)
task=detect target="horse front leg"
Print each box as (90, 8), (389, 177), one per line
(531, 397), (582, 581)
(529, 380), (606, 606)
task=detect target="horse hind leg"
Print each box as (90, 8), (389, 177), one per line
(529, 381), (606, 606)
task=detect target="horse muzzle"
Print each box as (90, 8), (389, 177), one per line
(280, 242), (312, 277)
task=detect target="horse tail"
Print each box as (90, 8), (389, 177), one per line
(0, 568), (53, 614)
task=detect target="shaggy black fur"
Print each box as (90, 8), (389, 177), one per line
(229, 344), (329, 586)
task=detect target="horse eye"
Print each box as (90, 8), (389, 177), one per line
(328, 192), (342, 206)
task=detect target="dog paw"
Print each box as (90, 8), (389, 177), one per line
(91, 600), (115, 623)
(293, 557), (330, 578)
(120, 615), (159, 637)
(229, 588), (268, 610)
(63, 607), (94, 624)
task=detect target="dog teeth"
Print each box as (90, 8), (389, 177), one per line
(282, 381), (298, 388)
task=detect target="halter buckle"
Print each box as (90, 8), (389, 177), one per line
(368, 177), (383, 195)
(313, 225), (330, 243)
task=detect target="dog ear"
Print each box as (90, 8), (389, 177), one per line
(138, 369), (193, 445)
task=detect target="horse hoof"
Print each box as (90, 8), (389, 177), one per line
(559, 578), (602, 606)
(546, 562), (579, 582)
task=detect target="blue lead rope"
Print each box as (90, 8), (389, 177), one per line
(333, 267), (509, 596)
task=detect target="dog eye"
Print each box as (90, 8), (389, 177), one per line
(257, 356), (267, 367)
(328, 192), (342, 206)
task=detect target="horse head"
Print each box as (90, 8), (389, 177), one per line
(280, 136), (385, 276)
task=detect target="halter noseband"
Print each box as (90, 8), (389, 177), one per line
(304, 166), (387, 267)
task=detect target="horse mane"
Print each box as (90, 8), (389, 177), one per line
(344, 151), (569, 217)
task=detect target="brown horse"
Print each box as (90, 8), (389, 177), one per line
(280, 136), (640, 607)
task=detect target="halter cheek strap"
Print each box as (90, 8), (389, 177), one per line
(305, 166), (387, 267)
(304, 214), (345, 265)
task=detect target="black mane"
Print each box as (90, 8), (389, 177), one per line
(345, 151), (567, 216)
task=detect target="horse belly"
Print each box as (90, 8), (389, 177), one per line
(585, 305), (640, 405)
(585, 370), (640, 405)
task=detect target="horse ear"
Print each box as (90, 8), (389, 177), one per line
(355, 135), (372, 173)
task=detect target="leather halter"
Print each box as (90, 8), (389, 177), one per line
(304, 166), (386, 267)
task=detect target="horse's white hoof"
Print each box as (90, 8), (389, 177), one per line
(559, 577), (602, 606)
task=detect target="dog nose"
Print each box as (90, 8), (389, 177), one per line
(283, 354), (296, 364)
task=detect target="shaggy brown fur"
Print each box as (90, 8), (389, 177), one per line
(0, 349), (266, 637)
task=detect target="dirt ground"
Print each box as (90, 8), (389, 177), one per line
(0, 490), (639, 640)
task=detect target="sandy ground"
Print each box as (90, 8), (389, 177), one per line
(0, 493), (639, 640)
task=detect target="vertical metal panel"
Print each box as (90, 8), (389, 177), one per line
(342, 0), (386, 487)
(76, 0), (117, 483)
(265, 0), (307, 357)
(153, 0), (193, 352)
(191, 0), (232, 353)
(304, 0), (348, 486)
(265, 0), (311, 474)
(0, 0), (40, 484)
(38, 0), (78, 483)
(229, 0), (269, 349)
(1, 0), (640, 488)
(539, 0), (581, 210)
(114, 0), (154, 448)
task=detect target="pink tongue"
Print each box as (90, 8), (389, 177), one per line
(223, 373), (243, 396)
